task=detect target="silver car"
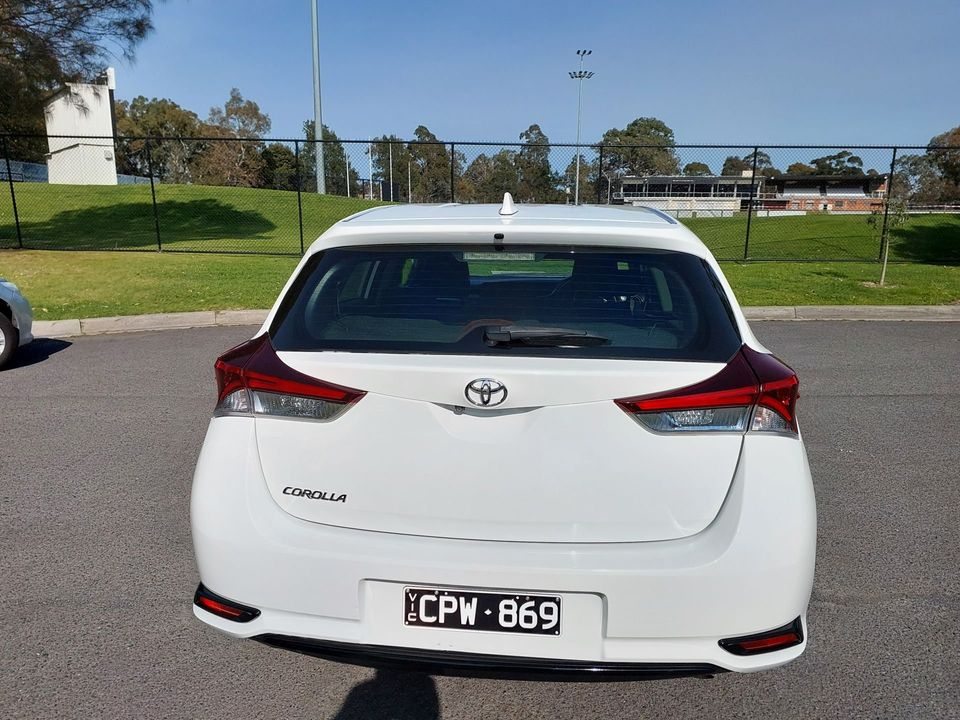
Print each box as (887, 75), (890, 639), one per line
(0, 278), (33, 368)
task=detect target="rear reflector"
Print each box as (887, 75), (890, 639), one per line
(193, 584), (261, 623)
(719, 617), (804, 656)
(615, 345), (799, 434)
(213, 334), (365, 421)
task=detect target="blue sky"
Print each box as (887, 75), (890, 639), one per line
(116, 0), (958, 145)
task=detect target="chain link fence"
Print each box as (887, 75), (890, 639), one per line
(2, 134), (958, 262)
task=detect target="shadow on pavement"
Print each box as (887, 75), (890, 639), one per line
(332, 670), (440, 720)
(3, 338), (72, 370)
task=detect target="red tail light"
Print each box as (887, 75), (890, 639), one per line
(213, 334), (365, 420)
(194, 584), (260, 623)
(615, 346), (799, 434)
(719, 617), (804, 655)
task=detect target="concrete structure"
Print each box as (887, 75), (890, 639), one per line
(611, 171), (887, 215)
(613, 171), (761, 216)
(43, 68), (118, 185)
(764, 175), (887, 213)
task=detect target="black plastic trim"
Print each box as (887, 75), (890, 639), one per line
(193, 583), (261, 623)
(718, 616), (804, 656)
(255, 634), (725, 682)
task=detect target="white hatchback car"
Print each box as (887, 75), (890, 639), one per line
(191, 198), (816, 679)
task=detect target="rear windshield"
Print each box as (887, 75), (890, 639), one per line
(270, 245), (741, 361)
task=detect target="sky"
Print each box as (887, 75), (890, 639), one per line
(115, 0), (959, 146)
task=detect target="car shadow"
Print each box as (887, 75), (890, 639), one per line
(331, 670), (440, 720)
(3, 338), (72, 370)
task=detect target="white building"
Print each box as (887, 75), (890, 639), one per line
(43, 68), (118, 185)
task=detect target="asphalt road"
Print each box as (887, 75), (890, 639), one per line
(1, 321), (958, 719)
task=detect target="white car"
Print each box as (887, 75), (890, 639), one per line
(0, 278), (33, 369)
(191, 197), (816, 679)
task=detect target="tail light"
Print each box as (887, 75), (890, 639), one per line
(719, 617), (804, 655)
(213, 334), (365, 421)
(194, 584), (260, 623)
(615, 345), (799, 434)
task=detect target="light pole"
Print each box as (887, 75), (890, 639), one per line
(569, 49), (593, 205)
(310, 0), (325, 194)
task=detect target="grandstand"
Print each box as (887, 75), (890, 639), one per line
(611, 172), (887, 216)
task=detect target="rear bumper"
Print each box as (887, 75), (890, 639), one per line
(255, 633), (725, 681)
(191, 417), (816, 673)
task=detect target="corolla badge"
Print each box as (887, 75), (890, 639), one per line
(465, 378), (508, 407)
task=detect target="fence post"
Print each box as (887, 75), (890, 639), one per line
(2, 137), (23, 249)
(295, 140), (305, 255)
(597, 145), (604, 204)
(878, 147), (899, 284)
(743, 147), (759, 260)
(144, 139), (162, 251)
(449, 142), (456, 203)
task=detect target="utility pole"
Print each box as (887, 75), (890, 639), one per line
(388, 142), (394, 201)
(569, 49), (594, 205)
(344, 145), (350, 197)
(310, 0), (325, 193)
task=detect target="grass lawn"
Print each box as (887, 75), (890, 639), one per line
(0, 183), (381, 254)
(1, 182), (958, 319)
(1, 250), (957, 321)
(1, 182), (959, 262)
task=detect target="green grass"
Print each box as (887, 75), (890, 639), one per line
(683, 212), (960, 263)
(0, 183), (958, 319)
(0, 250), (299, 319)
(0, 183), (381, 254)
(1, 182), (958, 262)
(1, 250), (957, 321)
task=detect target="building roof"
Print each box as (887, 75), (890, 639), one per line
(620, 175), (757, 183)
(774, 174), (884, 182)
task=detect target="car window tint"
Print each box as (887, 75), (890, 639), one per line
(271, 245), (741, 362)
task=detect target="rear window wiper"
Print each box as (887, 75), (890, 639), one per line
(483, 325), (610, 347)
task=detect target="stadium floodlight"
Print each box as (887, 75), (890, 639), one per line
(569, 50), (594, 205)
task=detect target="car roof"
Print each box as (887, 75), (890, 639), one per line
(342, 202), (677, 226)
(311, 202), (710, 257)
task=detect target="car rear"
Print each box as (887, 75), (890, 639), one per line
(191, 204), (816, 677)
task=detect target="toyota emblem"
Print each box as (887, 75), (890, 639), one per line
(464, 378), (508, 407)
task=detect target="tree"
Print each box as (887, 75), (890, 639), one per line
(208, 88), (270, 139)
(370, 134), (412, 201)
(893, 153), (958, 204)
(928, 126), (960, 187)
(461, 150), (519, 202)
(260, 143), (298, 191)
(113, 96), (205, 181)
(683, 161), (712, 176)
(563, 153), (597, 203)
(600, 117), (679, 177)
(787, 162), (816, 175)
(300, 121), (361, 196)
(516, 124), (559, 202)
(809, 150), (864, 175)
(408, 125), (455, 202)
(189, 89), (271, 187)
(721, 151), (778, 176)
(1, 0), (155, 158)
(721, 156), (750, 175)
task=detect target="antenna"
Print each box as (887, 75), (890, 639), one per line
(499, 192), (518, 216)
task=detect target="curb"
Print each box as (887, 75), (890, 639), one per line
(33, 309), (270, 338)
(31, 305), (960, 339)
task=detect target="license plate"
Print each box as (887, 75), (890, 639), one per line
(403, 586), (561, 636)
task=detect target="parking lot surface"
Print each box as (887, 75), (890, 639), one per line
(1, 321), (958, 719)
